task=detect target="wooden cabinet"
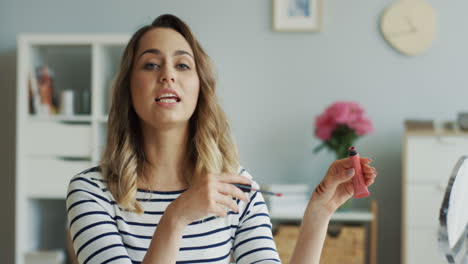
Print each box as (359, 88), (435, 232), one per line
(402, 121), (468, 264)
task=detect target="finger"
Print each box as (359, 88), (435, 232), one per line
(213, 205), (228, 218)
(364, 172), (377, 179)
(218, 182), (249, 202)
(360, 157), (373, 164)
(362, 164), (375, 174)
(365, 178), (375, 186)
(339, 156), (372, 170)
(318, 165), (355, 197)
(327, 159), (355, 180)
(333, 158), (353, 169)
(217, 173), (252, 185)
(327, 167), (354, 196)
(216, 193), (240, 213)
(364, 172), (377, 180)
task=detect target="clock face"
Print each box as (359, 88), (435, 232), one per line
(381, 0), (438, 56)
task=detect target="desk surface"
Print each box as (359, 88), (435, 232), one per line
(271, 209), (373, 222)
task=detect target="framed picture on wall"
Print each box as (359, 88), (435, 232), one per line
(273, 0), (322, 32)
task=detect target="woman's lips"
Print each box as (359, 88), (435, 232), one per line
(154, 98), (180, 108)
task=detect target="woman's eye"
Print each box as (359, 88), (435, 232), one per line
(177, 63), (190, 70)
(144, 63), (160, 70)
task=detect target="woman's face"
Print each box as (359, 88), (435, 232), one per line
(130, 28), (200, 130)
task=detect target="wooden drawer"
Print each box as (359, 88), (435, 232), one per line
(405, 136), (468, 184)
(25, 158), (91, 198)
(405, 227), (443, 264)
(405, 183), (445, 228)
(25, 122), (92, 158)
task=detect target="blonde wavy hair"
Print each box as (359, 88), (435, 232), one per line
(100, 14), (240, 214)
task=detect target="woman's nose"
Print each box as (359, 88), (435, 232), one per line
(158, 65), (175, 83)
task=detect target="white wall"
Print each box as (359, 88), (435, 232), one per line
(2, 0), (467, 263)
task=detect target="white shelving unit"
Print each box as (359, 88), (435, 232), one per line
(15, 34), (129, 264)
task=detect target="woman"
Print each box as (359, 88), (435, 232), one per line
(66, 14), (377, 264)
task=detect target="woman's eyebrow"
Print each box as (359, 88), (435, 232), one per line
(138, 48), (194, 60)
(173, 50), (194, 59)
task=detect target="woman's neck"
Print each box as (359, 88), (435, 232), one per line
(140, 122), (192, 190)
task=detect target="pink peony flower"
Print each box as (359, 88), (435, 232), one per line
(314, 101), (373, 139)
(325, 102), (350, 123)
(314, 101), (373, 159)
(349, 117), (373, 135)
(315, 114), (334, 140)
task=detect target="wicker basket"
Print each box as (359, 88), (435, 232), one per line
(273, 224), (300, 263)
(321, 224), (366, 264)
(273, 224), (366, 264)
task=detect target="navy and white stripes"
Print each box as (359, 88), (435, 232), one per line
(66, 167), (281, 264)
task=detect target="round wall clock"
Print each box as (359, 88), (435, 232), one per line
(381, 0), (438, 56)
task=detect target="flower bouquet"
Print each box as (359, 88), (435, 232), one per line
(314, 101), (373, 159)
(313, 101), (373, 209)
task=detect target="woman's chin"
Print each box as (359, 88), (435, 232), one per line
(147, 118), (190, 130)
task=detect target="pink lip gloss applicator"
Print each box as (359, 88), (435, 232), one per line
(348, 146), (370, 198)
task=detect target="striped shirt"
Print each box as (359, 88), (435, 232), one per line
(66, 167), (282, 264)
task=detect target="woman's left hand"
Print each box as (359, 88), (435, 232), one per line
(307, 157), (377, 218)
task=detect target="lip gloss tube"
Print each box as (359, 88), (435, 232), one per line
(348, 146), (370, 198)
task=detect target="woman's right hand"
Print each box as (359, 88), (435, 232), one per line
(166, 173), (252, 227)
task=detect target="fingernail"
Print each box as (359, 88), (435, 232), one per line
(346, 168), (355, 177)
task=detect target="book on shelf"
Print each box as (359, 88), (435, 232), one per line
(263, 184), (310, 217)
(264, 183), (310, 194)
(269, 200), (309, 217)
(28, 65), (59, 116)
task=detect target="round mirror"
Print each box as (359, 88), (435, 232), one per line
(438, 155), (468, 263)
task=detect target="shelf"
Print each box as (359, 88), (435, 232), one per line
(405, 120), (468, 136)
(19, 34), (129, 45)
(28, 45), (92, 116)
(26, 157), (91, 199)
(27, 199), (68, 251)
(27, 114), (110, 123)
(28, 114), (92, 123)
(331, 210), (373, 222)
(97, 115), (108, 122)
(271, 209), (373, 222)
